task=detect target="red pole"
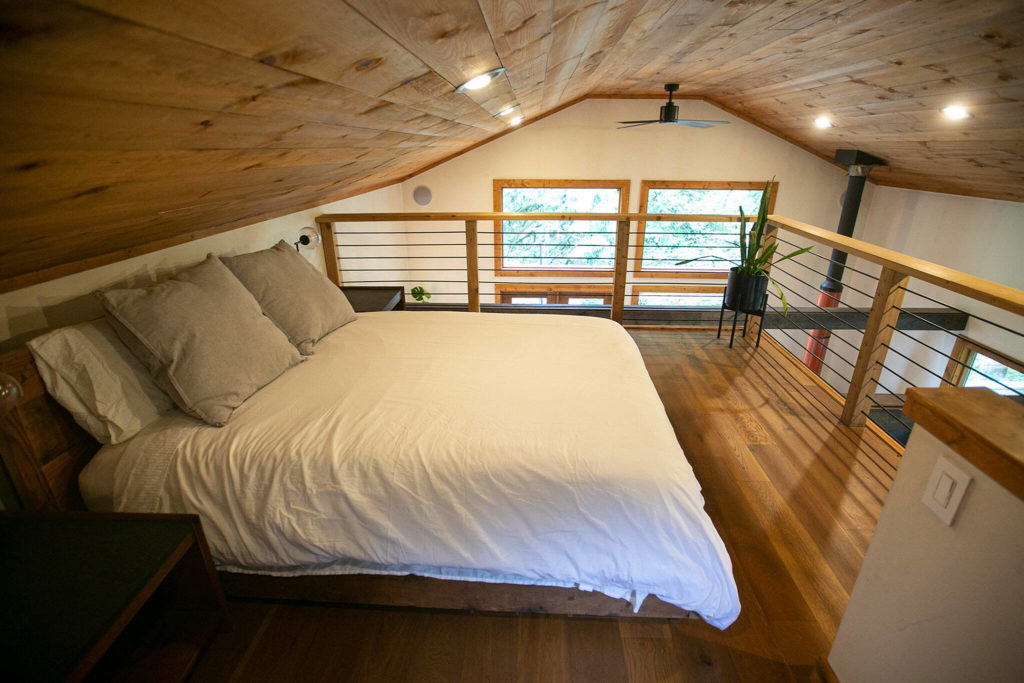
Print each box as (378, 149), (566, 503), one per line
(803, 288), (842, 373)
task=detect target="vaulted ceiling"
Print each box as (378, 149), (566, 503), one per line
(2, 0), (1022, 292)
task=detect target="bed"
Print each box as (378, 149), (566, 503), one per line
(0, 245), (739, 629)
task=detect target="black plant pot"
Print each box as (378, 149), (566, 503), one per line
(724, 267), (769, 314)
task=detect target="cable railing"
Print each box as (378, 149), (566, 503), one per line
(765, 215), (1024, 441)
(315, 212), (1024, 439)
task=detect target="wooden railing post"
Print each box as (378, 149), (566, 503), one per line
(317, 220), (342, 286)
(841, 266), (910, 426)
(465, 220), (480, 312)
(611, 219), (630, 324)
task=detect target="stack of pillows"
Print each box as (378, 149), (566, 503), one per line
(27, 240), (358, 444)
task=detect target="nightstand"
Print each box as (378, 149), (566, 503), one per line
(339, 285), (406, 312)
(0, 512), (227, 683)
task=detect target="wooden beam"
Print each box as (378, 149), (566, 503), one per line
(610, 220), (630, 324)
(841, 267), (910, 426)
(465, 220), (480, 313)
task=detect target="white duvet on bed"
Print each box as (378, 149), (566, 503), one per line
(81, 311), (740, 628)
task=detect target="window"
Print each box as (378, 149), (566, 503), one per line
(494, 179), (629, 276)
(943, 336), (1024, 396)
(634, 181), (778, 279)
(964, 354), (1024, 395)
(494, 284), (612, 305)
(631, 285), (725, 307)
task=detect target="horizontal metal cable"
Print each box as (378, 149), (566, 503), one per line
(898, 286), (1024, 340)
(886, 326), (1023, 396)
(863, 398), (915, 433)
(879, 342), (953, 387)
(763, 304), (855, 381)
(764, 277), (864, 357)
(891, 306), (962, 335)
(775, 256), (877, 300)
(872, 377), (904, 400)
(872, 360), (919, 390)
(774, 236), (879, 280)
(770, 263), (877, 319)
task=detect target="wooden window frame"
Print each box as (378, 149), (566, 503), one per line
(629, 284), (726, 306)
(493, 179), (630, 278)
(943, 335), (1024, 387)
(494, 283), (613, 305)
(633, 180), (778, 280)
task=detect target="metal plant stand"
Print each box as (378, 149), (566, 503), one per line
(718, 292), (769, 349)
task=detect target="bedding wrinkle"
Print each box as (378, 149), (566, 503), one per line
(82, 312), (740, 628)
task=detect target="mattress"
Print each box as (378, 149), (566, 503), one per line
(81, 311), (740, 628)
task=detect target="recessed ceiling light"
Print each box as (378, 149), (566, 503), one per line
(942, 104), (969, 120)
(455, 67), (505, 93)
(814, 115), (832, 129)
(495, 105), (520, 118)
(508, 116), (523, 126)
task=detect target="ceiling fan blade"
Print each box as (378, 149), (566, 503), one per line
(616, 120), (659, 125)
(674, 120), (730, 127)
(617, 121), (657, 129)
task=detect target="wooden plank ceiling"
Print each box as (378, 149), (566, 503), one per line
(1, 0), (1022, 292)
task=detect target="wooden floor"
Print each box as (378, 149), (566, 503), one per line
(189, 329), (901, 682)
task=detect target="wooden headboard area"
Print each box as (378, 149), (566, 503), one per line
(0, 348), (98, 511)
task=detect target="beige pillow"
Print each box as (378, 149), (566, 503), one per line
(221, 240), (356, 354)
(27, 319), (176, 444)
(97, 255), (303, 426)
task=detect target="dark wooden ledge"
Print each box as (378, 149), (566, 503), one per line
(904, 387), (1024, 502)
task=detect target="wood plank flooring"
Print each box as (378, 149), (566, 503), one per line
(189, 330), (900, 682)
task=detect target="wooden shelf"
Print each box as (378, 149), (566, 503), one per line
(904, 387), (1024, 502)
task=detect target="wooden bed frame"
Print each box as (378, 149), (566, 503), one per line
(0, 346), (698, 620)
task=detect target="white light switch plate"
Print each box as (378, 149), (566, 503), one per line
(922, 456), (972, 526)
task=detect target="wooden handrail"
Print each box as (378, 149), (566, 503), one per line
(316, 212), (748, 223)
(768, 215), (1024, 318)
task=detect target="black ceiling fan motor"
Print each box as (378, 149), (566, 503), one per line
(659, 83), (680, 123)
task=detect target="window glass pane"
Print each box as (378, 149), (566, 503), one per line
(501, 187), (618, 269)
(509, 296), (546, 304)
(638, 293), (723, 307)
(647, 188), (763, 215)
(643, 220), (737, 271)
(643, 187), (765, 272)
(565, 297), (605, 305)
(964, 354), (1024, 395)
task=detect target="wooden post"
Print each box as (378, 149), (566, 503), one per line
(465, 220), (480, 312)
(841, 266), (909, 426)
(611, 220), (630, 324)
(746, 221), (779, 340)
(317, 220), (342, 286)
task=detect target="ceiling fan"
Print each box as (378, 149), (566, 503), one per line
(618, 84), (730, 129)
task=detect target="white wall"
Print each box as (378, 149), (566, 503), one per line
(855, 187), (1024, 396)
(0, 184), (405, 350)
(390, 97), (850, 315)
(829, 426), (1024, 682)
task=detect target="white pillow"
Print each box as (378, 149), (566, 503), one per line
(27, 319), (176, 444)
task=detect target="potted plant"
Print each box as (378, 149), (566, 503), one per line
(678, 178), (809, 313)
(410, 286), (431, 303)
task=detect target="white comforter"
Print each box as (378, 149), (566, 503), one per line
(82, 312), (740, 628)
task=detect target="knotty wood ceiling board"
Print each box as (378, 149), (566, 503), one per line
(1, 0), (1022, 292)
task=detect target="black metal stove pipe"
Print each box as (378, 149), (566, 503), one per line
(802, 149), (886, 374)
(822, 166), (871, 292)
